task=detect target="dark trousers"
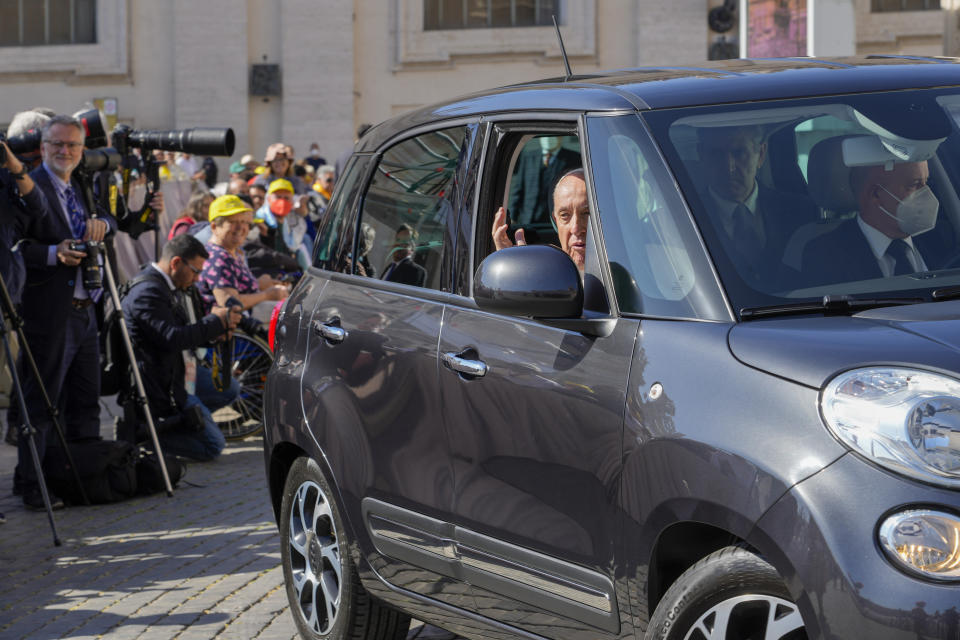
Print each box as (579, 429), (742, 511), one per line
(15, 305), (102, 491)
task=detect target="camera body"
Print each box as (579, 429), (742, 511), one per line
(68, 240), (103, 290)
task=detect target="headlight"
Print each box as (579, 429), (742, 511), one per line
(821, 367), (960, 488)
(878, 509), (960, 581)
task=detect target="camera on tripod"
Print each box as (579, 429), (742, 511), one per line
(67, 240), (103, 290)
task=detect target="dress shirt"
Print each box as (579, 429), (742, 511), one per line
(856, 216), (927, 277)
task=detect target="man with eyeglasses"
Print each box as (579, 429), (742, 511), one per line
(120, 233), (242, 461)
(12, 114), (119, 509)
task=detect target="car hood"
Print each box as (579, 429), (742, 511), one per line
(728, 300), (960, 389)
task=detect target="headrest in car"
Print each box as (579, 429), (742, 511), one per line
(807, 135), (858, 215)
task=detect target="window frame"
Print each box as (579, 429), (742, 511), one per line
(0, 0), (98, 47)
(464, 112), (619, 316)
(329, 118), (481, 296)
(0, 0), (125, 75)
(423, 0), (561, 30)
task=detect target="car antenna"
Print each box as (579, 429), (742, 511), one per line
(552, 15), (572, 81)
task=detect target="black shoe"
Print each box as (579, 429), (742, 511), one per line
(23, 488), (64, 511)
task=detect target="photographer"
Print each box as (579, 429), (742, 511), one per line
(15, 114), (161, 511)
(122, 234), (241, 461)
(0, 122), (54, 514)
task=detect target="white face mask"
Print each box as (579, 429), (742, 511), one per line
(877, 184), (939, 237)
(246, 226), (261, 242)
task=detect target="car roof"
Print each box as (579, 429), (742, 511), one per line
(358, 56), (960, 151)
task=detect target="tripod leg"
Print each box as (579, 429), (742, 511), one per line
(102, 254), (174, 496)
(0, 275), (91, 506)
(2, 327), (61, 546)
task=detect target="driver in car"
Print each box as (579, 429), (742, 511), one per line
(492, 168), (590, 271)
(802, 159), (936, 285)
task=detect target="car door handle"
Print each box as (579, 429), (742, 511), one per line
(441, 350), (487, 378)
(313, 319), (348, 344)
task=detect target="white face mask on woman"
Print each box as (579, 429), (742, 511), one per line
(877, 184), (939, 237)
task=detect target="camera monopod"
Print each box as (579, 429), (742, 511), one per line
(74, 165), (175, 497)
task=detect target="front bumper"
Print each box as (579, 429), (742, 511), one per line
(751, 452), (960, 640)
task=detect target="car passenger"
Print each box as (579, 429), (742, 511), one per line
(492, 169), (590, 271)
(802, 159), (935, 284)
(696, 125), (817, 283)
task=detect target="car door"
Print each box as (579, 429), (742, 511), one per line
(300, 122), (481, 610)
(436, 118), (636, 639)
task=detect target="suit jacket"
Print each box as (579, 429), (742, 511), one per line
(0, 180), (51, 305)
(122, 267), (226, 414)
(20, 167), (118, 328)
(701, 184), (818, 286)
(801, 217), (885, 286)
(382, 256), (426, 287)
(508, 146), (581, 226)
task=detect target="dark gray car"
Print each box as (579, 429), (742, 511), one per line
(264, 57), (960, 640)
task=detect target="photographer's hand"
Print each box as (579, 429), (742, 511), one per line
(84, 219), (108, 243)
(56, 239), (86, 267)
(149, 192), (164, 213)
(0, 141), (36, 195)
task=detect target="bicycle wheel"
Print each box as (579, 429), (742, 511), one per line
(210, 331), (273, 440)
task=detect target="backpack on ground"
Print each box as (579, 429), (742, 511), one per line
(43, 437), (139, 505)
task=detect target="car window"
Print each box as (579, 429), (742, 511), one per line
(586, 114), (728, 320)
(505, 134), (582, 248)
(642, 89), (960, 314)
(354, 126), (467, 290)
(313, 155), (370, 271)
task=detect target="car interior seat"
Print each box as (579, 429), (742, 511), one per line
(781, 135), (858, 271)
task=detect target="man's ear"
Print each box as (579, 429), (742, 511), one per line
(757, 141), (767, 167)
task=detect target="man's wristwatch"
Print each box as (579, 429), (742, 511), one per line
(8, 166), (28, 180)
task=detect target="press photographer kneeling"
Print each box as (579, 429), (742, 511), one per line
(121, 233), (243, 462)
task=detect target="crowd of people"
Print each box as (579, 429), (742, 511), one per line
(0, 107), (360, 521)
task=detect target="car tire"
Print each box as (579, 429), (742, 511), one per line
(280, 457), (410, 640)
(646, 546), (807, 640)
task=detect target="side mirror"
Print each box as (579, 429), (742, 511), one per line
(474, 245), (583, 318)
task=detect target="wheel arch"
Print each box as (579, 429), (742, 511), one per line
(268, 441), (310, 524)
(646, 521), (754, 617)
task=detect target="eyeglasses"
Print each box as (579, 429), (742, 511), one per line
(43, 140), (83, 151)
(185, 263), (203, 275)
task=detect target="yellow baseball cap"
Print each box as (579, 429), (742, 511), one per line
(253, 166), (268, 175)
(267, 178), (294, 195)
(208, 195), (252, 222)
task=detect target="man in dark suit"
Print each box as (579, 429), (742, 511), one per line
(697, 125), (818, 286)
(381, 223), (426, 287)
(508, 137), (581, 226)
(802, 159), (935, 286)
(13, 114), (132, 510)
(122, 234), (240, 461)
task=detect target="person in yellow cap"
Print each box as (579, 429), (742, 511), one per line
(196, 194), (290, 314)
(252, 142), (307, 194)
(258, 179), (311, 270)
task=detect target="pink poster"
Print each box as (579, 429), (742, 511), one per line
(747, 0), (808, 58)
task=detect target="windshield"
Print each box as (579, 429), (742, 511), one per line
(642, 87), (960, 313)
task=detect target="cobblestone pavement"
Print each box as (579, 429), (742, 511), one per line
(0, 403), (465, 640)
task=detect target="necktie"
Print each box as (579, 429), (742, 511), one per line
(732, 204), (763, 272)
(64, 185), (87, 240)
(886, 239), (914, 276)
(543, 152), (552, 167)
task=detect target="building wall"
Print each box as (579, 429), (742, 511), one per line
(1, 0), (956, 171)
